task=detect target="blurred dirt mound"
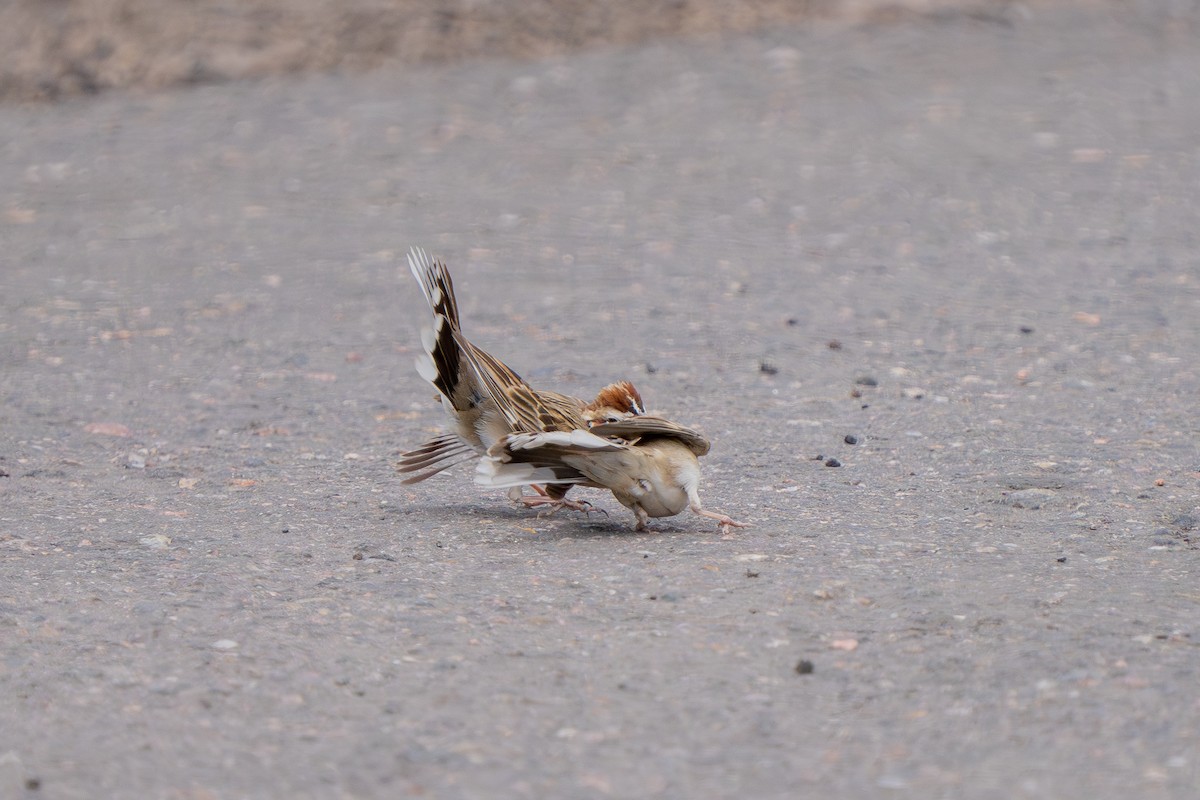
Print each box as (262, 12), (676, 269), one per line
(0, 0), (1027, 102)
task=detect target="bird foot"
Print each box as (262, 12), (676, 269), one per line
(693, 506), (749, 533)
(520, 494), (608, 519)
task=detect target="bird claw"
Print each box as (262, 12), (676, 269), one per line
(520, 494), (607, 519)
(577, 500), (609, 519)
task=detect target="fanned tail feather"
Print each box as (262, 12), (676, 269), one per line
(397, 434), (478, 484)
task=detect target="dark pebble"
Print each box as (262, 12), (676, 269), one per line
(745, 569), (760, 578)
(1172, 514), (1196, 531)
(644, 363), (658, 374)
(824, 458), (842, 468)
(1020, 325), (1034, 334)
(844, 434), (859, 445)
(795, 659), (815, 675)
(759, 361), (779, 375)
(1056, 556), (1067, 563)
(23, 468), (67, 479)
(786, 317), (799, 327)
(855, 375), (878, 386)
(827, 339), (842, 349)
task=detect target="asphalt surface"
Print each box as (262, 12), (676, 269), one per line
(2, 4), (1199, 799)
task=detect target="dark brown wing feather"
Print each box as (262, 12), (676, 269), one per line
(409, 248), (465, 403)
(587, 416), (711, 457)
(457, 338), (586, 433)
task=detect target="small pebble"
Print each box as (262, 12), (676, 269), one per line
(824, 458), (841, 468)
(855, 375), (878, 387)
(1003, 488), (1057, 509)
(844, 434), (859, 445)
(759, 361), (779, 375)
(1020, 325), (1034, 334)
(795, 659), (815, 675)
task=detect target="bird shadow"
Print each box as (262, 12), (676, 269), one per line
(382, 497), (683, 540)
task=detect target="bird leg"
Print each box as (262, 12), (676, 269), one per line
(688, 498), (748, 533)
(519, 484), (607, 518)
(633, 505), (651, 532)
(692, 506), (748, 532)
(520, 494), (606, 517)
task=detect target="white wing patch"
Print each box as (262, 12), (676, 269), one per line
(414, 354), (438, 383)
(505, 429), (625, 453)
(420, 325), (437, 354)
(475, 457), (582, 489)
(407, 247), (435, 306)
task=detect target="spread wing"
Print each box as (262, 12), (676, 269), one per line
(408, 246), (585, 435)
(588, 416), (711, 457)
(456, 340), (586, 433)
(474, 428), (625, 489)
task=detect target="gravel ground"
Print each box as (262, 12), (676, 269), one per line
(2, 2), (1199, 798)
(2, 0), (1075, 102)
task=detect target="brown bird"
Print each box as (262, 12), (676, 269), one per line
(397, 248), (643, 512)
(476, 415), (748, 532)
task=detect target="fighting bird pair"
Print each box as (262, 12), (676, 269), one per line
(397, 248), (746, 533)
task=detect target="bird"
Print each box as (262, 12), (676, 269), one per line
(475, 415), (748, 533)
(396, 247), (644, 513)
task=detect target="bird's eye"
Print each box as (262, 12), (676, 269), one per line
(606, 414), (621, 423)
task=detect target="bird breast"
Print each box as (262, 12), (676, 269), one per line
(597, 440), (701, 519)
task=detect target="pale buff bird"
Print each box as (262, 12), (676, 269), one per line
(476, 416), (748, 532)
(397, 247), (644, 512)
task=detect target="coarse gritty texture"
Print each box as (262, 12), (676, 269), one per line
(0, 0), (1050, 102)
(2, 3), (1199, 799)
